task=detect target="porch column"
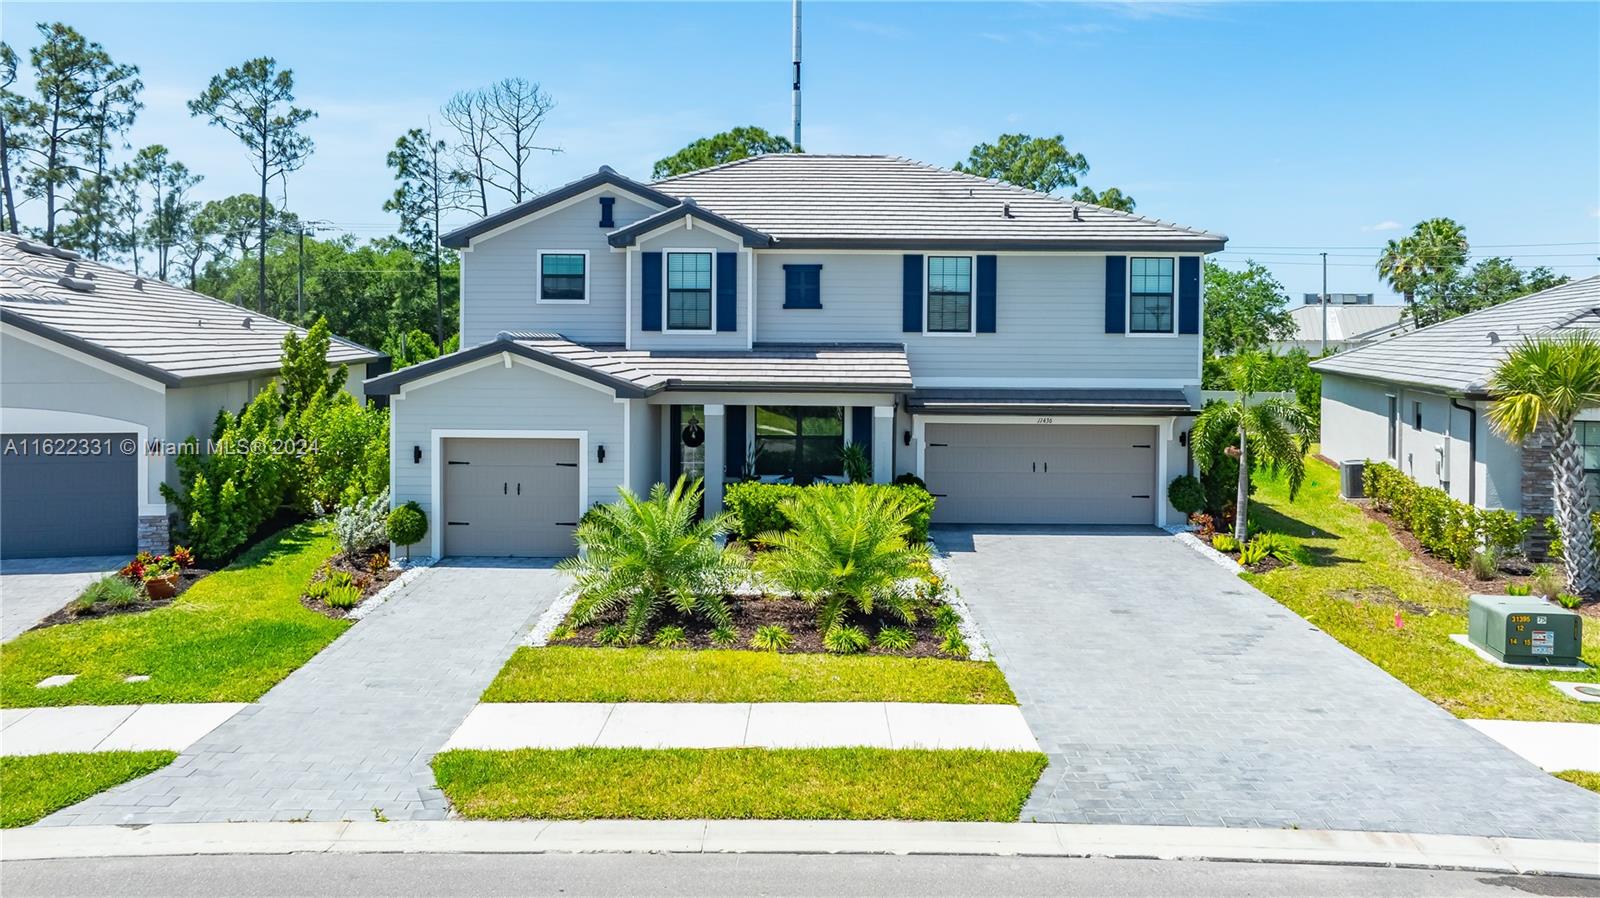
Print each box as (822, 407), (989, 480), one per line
(703, 404), (726, 516)
(872, 405), (894, 483)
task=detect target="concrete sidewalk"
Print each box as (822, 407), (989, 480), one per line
(1, 704), (246, 755)
(1466, 720), (1600, 772)
(442, 702), (1039, 751)
(2, 820), (1595, 877)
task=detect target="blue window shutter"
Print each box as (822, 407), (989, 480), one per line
(976, 255), (997, 333)
(851, 407), (873, 464)
(783, 265), (822, 309)
(598, 196), (615, 228)
(641, 252), (662, 331)
(1104, 255), (1126, 334)
(902, 254), (923, 332)
(716, 252), (737, 332)
(725, 405), (747, 478)
(1178, 256), (1200, 335)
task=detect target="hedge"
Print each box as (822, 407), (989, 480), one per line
(1363, 461), (1533, 567)
(723, 482), (935, 544)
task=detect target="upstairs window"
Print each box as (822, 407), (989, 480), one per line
(783, 264), (822, 309)
(539, 252), (587, 303)
(666, 251), (713, 330)
(1129, 257), (1175, 333)
(926, 256), (973, 333)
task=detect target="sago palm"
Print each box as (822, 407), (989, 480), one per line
(1191, 352), (1313, 541)
(562, 477), (743, 643)
(1488, 333), (1600, 595)
(755, 485), (930, 636)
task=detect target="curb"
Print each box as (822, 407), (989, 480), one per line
(3, 820), (1595, 877)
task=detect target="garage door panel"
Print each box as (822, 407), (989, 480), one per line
(924, 423), (1157, 526)
(443, 438), (579, 557)
(0, 432), (138, 558)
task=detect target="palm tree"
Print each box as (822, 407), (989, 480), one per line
(562, 477), (744, 644)
(1377, 217), (1470, 315)
(1487, 333), (1600, 595)
(1191, 352), (1313, 541)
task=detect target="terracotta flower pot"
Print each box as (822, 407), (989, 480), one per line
(143, 573), (179, 600)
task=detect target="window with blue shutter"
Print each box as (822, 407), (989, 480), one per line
(976, 255), (997, 333)
(902, 255), (923, 332)
(1178, 256), (1200, 335)
(1104, 255), (1126, 334)
(715, 252), (737, 332)
(641, 252), (663, 331)
(783, 264), (822, 309)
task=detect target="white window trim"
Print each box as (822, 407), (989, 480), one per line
(536, 250), (589, 304)
(662, 248), (718, 333)
(1386, 393), (1400, 461)
(745, 403), (853, 484)
(1126, 256), (1179, 338)
(923, 254), (978, 337)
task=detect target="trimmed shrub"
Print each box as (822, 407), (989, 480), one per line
(162, 388), (295, 563)
(893, 472), (928, 490)
(296, 391), (389, 512)
(1167, 475), (1206, 516)
(333, 489), (390, 558)
(724, 481), (935, 544)
(386, 501), (428, 557)
(1363, 462), (1535, 568)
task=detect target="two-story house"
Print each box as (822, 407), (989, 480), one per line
(364, 155), (1226, 558)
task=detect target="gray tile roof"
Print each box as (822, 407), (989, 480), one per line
(0, 233), (381, 386)
(606, 198), (773, 248)
(1311, 276), (1600, 395)
(365, 334), (913, 396)
(907, 387), (1194, 416)
(654, 154), (1226, 251)
(440, 166), (679, 249)
(1286, 304), (1406, 343)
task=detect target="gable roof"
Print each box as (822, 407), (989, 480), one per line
(364, 333), (913, 396)
(605, 198), (773, 248)
(439, 166), (678, 249)
(0, 233), (381, 387)
(653, 154), (1226, 251)
(1285, 304), (1406, 343)
(1310, 276), (1600, 396)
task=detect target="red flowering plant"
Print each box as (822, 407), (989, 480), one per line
(119, 551), (156, 580)
(172, 546), (196, 568)
(139, 555), (181, 581)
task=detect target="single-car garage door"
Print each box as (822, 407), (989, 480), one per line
(924, 423), (1156, 525)
(442, 437), (580, 557)
(0, 432), (138, 558)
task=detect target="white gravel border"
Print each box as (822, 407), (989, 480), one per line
(525, 585), (581, 646)
(1163, 524), (1244, 574)
(346, 556), (437, 621)
(927, 548), (993, 662)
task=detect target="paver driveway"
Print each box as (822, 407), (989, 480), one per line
(1, 555), (125, 642)
(42, 559), (565, 825)
(935, 526), (1600, 842)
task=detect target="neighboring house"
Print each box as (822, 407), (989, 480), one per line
(0, 234), (383, 558)
(1302, 292), (1374, 305)
(1273, 303), (1407, 355)
(1313, 276), (1600, 549)
(365, 155), (1226, 558)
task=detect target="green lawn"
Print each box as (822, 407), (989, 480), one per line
(432, 747), (1046, 821)
(484, 646), (1017, 704)
(1245, 458), (1600, 723)
(0, 522), (346, 708)
(1555, 770), (1600, 793)
(1, 751), (176, 827)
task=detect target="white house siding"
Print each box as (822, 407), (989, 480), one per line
(753, 252), (1200, 385)
(388, 358), (626, 554)
(1, 328), (167, 510)
(459, 191), (657, 347)
(630, 223), (747, 350)
(1320, 373), (1395, 472)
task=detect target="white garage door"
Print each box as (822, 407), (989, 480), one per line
(442, 438), (580, 557)
(924, 423), (1157, 525)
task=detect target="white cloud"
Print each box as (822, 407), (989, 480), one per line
(1363, 220), (1402, 232)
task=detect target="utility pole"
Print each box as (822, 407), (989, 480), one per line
(297, 225), (307, 322)
(1320, 251), (1329, 355)
(791, 0), (802, 149)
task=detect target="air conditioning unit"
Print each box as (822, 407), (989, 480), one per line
(1339, 460), (1365, 499)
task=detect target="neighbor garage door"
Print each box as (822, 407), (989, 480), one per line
(924, 423), (1156, 525)
(0, 432), (138, 558)
(442, 437), (580, 557)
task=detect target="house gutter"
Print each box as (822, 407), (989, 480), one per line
(1451, 398), (1478, 506)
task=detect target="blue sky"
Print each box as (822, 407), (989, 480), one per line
(6, 1), (1598, 300)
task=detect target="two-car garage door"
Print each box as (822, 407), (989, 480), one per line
(924, 423), (1157, 525)
(441, 437), (580, 557)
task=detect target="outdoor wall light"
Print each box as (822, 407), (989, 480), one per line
(597, 444), (606, 464)
(902, 430), (911, 447)
(413, 445), (422, 464)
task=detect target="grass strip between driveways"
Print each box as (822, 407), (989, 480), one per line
(0, 522), (346, 708)
(432, 747), (1046, 821)
(483, 646), (1017, 704)
(1, 751), (176, 828)
(1245, 457), (1600, 723)
(1554, 770), (1600, 794)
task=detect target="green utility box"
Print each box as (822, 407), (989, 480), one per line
(1467, 594), (1583, 666)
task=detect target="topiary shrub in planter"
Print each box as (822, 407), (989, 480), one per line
(386, 501), (428, 560)
(1168, 475), (1206, 518)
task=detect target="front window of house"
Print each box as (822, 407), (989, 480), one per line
(754, 406), (844, 484)
(1582, 421), (1600, 509)
(667, 252), (713, 330)
(540, 253), (586, 301)
(926, 256), (973, 333)
(1130, 257), (1175, 333)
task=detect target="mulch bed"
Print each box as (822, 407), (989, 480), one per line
(1188, 525), (1285, 575)
(33, 567), (215, 631)
(552, 592), (960, 659)
(299, 549), (401, 619)
(1358, 502), (1553, 594)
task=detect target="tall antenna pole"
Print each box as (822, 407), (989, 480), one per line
(791, 0), (802, 149)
